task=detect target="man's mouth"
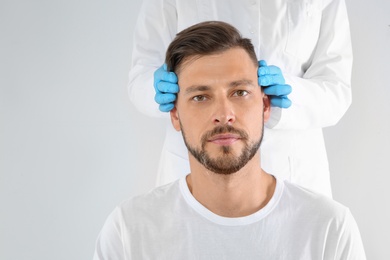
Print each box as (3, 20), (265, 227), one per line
(208, 134), (241, 145)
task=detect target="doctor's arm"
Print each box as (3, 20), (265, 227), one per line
(267, 0), (353, 130)
(128, 0), (177, 118)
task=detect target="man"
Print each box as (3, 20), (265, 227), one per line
(94, 21), (364, 259)
(129, 0), (353, 197)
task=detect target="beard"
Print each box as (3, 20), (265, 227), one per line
(181, 123), (263, 175)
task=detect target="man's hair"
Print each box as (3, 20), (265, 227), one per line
(165, 21), (258, 75)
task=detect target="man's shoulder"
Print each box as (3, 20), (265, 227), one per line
(121, 179), (180, 209)
(280, 180), (350, 219)
(115, 179), (182, 221)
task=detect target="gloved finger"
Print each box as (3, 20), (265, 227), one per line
(154, 65), (178, 83)
(159, 103), (175, 112)
(259, 74), (286, 86)
(156, 81), (179, 93)
(258, 60), (267, 67)
(154, 92), (177, 105)
(258, 65), (282, 77)
(263, 84), (292, 96)
(269, 96), (292, 108)
(153, 65), (164, 87)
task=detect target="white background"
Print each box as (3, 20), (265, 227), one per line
(0, 0), (389, 259)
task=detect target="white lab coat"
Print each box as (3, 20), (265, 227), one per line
(128, 0), (353, 197)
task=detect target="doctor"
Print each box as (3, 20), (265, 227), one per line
(128, 0), (352, 197)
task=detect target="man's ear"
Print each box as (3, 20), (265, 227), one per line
(170, 106), (181, 131)
(263, 94), (271, 122)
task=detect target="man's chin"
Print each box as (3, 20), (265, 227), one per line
(202, 156), (244, 175)
(206, 143), (243, 157)
(204, 165), (242, 175)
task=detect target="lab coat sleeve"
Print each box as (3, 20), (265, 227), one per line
(267, 0), (353, 130)
(128, 0), (177, 118)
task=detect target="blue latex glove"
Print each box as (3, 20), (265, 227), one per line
(153, 64), (179, 112)
(258, 60), (292, 108)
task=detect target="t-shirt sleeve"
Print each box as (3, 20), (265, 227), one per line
(334, 209), (366, 260)
(93, 207), (125, 260)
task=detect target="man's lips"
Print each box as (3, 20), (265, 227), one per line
(208, 134), (241, 145)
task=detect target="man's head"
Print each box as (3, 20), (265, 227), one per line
(166, 21), (270, 175)
(166, 21), (258, 75)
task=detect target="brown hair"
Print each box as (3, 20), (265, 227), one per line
(165, 21), (258, 75)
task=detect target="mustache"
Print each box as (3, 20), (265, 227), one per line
(201, 125), (249, 143)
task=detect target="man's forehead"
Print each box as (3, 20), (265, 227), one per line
(177, 47), (257, 75)
(178, 48), (258, 91)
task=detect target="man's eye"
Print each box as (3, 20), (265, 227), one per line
(233, 90), (249, 97)
(192, 95), (207, 102)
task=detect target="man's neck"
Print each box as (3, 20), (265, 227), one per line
(186, 155), (276, 218)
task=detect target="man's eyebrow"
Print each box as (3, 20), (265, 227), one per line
(229, 79), (256, 88)
(184, 79), (256, 94)
(185, 85), (210, 94)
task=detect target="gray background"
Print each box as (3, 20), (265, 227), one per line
(0, 0), (389, 259)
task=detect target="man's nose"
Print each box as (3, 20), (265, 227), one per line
(212, 99), (236, 125)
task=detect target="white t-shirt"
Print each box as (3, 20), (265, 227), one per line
(94, 177), (365, 260)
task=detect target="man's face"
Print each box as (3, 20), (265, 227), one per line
(170, 47), (270, 175)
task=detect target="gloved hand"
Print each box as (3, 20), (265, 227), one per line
(258, 60), (292, 108)
(153, 64), (179, 112)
